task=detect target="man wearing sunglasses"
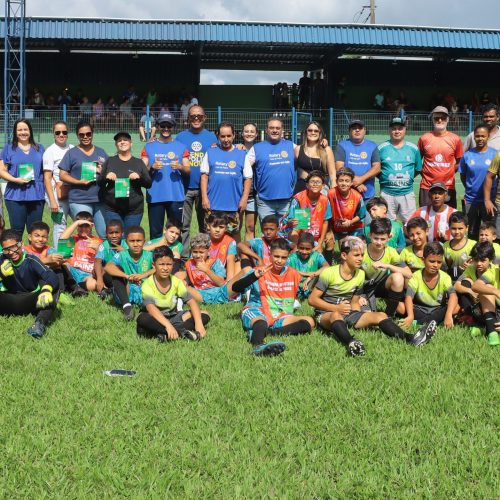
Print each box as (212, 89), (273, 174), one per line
(417, 106), (463, 208)
(176, 106), (217, 260)
(141, 112), (190, 240)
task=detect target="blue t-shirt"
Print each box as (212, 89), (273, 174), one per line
(378, 140), (422, 196)
(458, 147), (498, 204)
(1, 144), (45, 202)
(335, 139), (380, 199)
(176, 129), (218, 189)
(143, 140), (188, 203)
(253, 139), (296, 201)
(59, 146), (108, 203)
(203, 147), (248, 211)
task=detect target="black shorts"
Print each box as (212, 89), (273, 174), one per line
(315, 310), (365, 329)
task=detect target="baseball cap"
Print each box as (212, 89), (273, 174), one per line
(429, 182), (448, 192)
(113, 131), (131, 142)
(348, 119), (365, 128)
(430, 106), (449, 116)
(157, 112), (176, 126)
(389, 117), (406, 127)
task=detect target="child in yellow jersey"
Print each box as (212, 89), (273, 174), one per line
(443, 212), (476, 281)
(361, 218), (412, 316)
(400, 217), (428, 273)
(402, 242), (459, 329)
(308, 236), (436, 357)
(136, 246), (210, 342)
(478, 221), (500, 265)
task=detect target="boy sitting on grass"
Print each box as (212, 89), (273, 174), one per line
(144, 221), (183, 265)
(104, 225), (154, 321)
(401, 241), (459, 329)
(137, 246), (210, 342)
(0, 229), (60, 338)
(238, 214), (280, 267)
(60, 211), (103, 295)
(400, 217), (428, 272)
(308, 236), (435, 357)
(287, 232), (328, 300)
(231, 238), (315, 357)
(478, 221), (500, 264)
(443, 212), (476, 281)
(362, 218), (412, 317)
(206, 212), (238, 280)
(363, 196), (406, 252)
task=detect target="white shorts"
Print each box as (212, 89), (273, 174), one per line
(380, 191), (416, 224)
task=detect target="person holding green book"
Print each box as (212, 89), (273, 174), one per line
(98, 131), (152, 232)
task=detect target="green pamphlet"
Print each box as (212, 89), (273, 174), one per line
(295, 208), (310, 230)
(115, 178), (130, 198)
(18, 163), (34, 181)
(57, 238), (74, 258)
(81, 161), (97, 181)
(51, 211), (64, 224)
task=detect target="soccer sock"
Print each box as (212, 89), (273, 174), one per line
(484, 312), (497, 335)
(249, 319), (268, 346)
(330, 320), (355, 346)
(323, 248), (334, 265)
(385, 291), (404, 317)
(240, 258), (253, 269)
(103, 272), (114, 288)
(112, 277), (129, 306)
(379, 318), (407, 341)
(271, 319), (312, 336)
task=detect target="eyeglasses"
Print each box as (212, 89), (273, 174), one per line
(78, 132), (93, 138)
(189, 114), (204, 121)
(307, 129), (320, 133)
(54, 130), (68, 136)
(158, 123), (173, 129)
(2, 242), (21, 255)
(308, 180), (323, 186)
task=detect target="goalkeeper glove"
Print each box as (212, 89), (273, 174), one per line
(36, 285), (54, 309)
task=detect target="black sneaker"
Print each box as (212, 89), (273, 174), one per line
(157, 333), (167, 343)
(71, 285), (88, 298)
(122, 305), (134, 321)
(181, 330), (201, 341)
(252, 341), (286, 357)
(27, 321), (46, 339)
(98, 288), (112, 300)
(409, 320), (437, 347)
(347, 339), (365, 357)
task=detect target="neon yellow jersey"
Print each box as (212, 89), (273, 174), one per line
(406, 270), (455, 308)
(493, 242), (500, 265)
(400, 245), (425, 272)
(443, 239), (476, 269)
(361, 246), (404, 282)
(141, 274), (192, 315)
(479, 265), (500, 307)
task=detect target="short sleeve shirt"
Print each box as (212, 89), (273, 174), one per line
(488, 151), (500, 205)
(458, 147), (498, 203)
(406, 270), (456, 308)
(141, 274), (192, 315)
(361, 246), (404, 282)
(399, 246), (425, 272)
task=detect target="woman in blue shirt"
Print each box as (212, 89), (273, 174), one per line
(0, 119), (45, 236)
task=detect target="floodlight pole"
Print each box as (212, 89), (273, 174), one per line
(370, 0), (376, 24)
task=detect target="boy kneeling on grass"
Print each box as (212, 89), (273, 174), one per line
(137, 246), (210, 342)
(0, 229), (60, 338)
(231, 238), (315, 357)
(308, 236), (436, 357)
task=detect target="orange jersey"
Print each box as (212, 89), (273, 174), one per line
(293, 190), (330, 241)
(209, 234), (236, 266)
(327, 187), (364, 233)
(24, 244), (49, 258)
(67, 235), (103, 274)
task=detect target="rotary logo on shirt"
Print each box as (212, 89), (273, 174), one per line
(360, 151), (368, 159)
(167, 151), (176, 159)
(228, 160), (237, 169)
(191, 141), (202, 152)
(281, 151), (289, 158)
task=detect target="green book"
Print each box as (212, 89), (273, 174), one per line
(18, 163), (34, 181)
(81, 161), (97, 181)
(295, 208), (310, 230)
(57, 238), (74, 258)
(115, 178), (130, 199)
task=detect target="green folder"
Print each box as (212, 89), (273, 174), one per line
(81, 161), (97, 181)
(57, 238), (74, 258)
(295, 208), (310, 230)
(18, 163), (34, 181)
(115, 178), (130, 198)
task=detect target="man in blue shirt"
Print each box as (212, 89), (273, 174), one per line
(378, 117), (422, 223)
(244, 117), (296, 222)
(176, 105), (217, 260)
(334, 120), (380, 201)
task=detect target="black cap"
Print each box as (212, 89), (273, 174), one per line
(429, 182), (448, 192)
(349, 119), (365, 128)
(389, 117), (406, 127)
(113, 131), (132, 142)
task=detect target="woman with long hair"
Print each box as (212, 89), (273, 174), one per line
(0, 118), (45, 235)
(294, 121), (335, 194)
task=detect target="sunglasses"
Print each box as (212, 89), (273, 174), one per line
(433, 116), (447, 122)
(158, 123), (173, 129)
(189, 114), (204, 121)
(307, 129), (320, 133)
(2, 242), (22, 255)
(78, 132), (93, 138)
(54, 130), (68, 136)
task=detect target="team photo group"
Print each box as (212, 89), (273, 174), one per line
(0, 102), (499, 356)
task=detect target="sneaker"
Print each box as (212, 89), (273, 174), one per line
(252, 341), (286, 357)
(71, 285), (88, 298)
(470, 326), (483, 338)
(98, 288), (112, 300)
(409, 320), (437, 347)
(181, 330), (201, 341)
(347, 339), (365, 357)
(157, 333), (167, 343)
(58, 293), (76, 306)
(122, 305), (134, 321)
(487, 331), (500, 346)
(27, 321), (46, 339)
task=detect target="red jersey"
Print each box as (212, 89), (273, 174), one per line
(67, 235), (103, 274)
(209, 234), (235, 266)
(408, 205), (456, 242)
(327, 187), (364, 234)
(186, 258), (217, 290)
(293, 190), (329, 241)
(417, 131), (464, 190)
(24, 244), (49, 258)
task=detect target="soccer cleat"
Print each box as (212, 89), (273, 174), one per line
(157, 333), (167, 343)
(181, 330), (201, 341)
(122, 305), (135, 321)
(487, 332), (500, 346)
(293, 299), (301, 310)
(252, 341), (286, 357)
(409, 320), (437, 347)
(71, 285), (88, 298)
(27, 321), (46, 339)
(97, 288), (112, 300)
(347, 339), (365, 357)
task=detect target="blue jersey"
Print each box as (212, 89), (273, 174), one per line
(335, 139), (380, 199)
(176, 129), (217, 189)
(378, 140), (422, 196)
(95, 239), (128, 264)
(458, 147), (498, 204)
(142, 139), (188, 203)
(1, 144), (45, 202)
(253, 140), (296, 201)
(202, 147), (248, 211)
